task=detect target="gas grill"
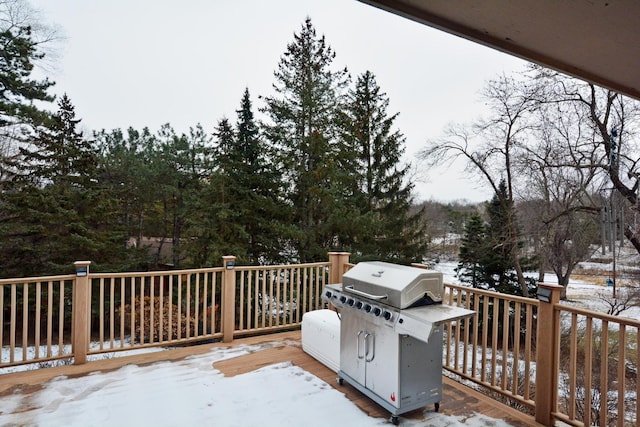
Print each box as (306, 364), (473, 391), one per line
(322, 261), (474, 425)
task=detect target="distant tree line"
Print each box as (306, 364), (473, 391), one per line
(0, 13), (429, 277)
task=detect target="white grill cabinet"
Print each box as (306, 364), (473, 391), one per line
(322, 261), (475, 425)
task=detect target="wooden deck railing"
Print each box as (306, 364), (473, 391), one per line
(2, 254), (638, 425)
(0, 274), (75, 367)
(442, 284), (538, 412)
(87, 266), (225, 355)
(552, 304), (639, 427)
(1, 253), (349, 367)
(233, 262), (329, 337)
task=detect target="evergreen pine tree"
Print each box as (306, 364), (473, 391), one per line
(19, 94), (95, 184)
(0, 95), (133, 276)
(342, 71), (428, 262)
(233, 88), (289, 264)
(484, 180), (519, 293)
(0, 24), (54, 182)
(262, 17), (349, 262)
(456, 213), (487, 288)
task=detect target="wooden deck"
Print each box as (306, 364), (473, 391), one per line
(0, 331), (543, 426)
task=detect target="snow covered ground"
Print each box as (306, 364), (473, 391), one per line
(0, 342), (516, 427)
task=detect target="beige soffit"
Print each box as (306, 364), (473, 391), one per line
(359, 0), (640, 100)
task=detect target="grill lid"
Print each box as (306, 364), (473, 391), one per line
(342, 261), (443, 309)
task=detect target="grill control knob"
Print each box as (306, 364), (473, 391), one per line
(383, 311), (392, 321)
(355, 301), (363, 309)
(324, 291), (332, 299)
(373, 307), (381, 316)
(364, 304), (372, 313)
(339, 295), (347, 303)
(347, 298), (355, 306)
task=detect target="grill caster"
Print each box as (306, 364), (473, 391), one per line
(390, 415), (399, 425)
(337, 377), (344, 386)
(434, 402), (440, 412)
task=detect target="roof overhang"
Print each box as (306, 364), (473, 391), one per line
(359, 0), (640, 100)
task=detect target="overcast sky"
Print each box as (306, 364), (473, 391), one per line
(28, 0), (528, 203)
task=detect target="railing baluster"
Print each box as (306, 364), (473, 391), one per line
(583, 317), (593, 427)
(185, 274), (191, 339)
(523, 303), (532, 401)
(202, 272), (208, 335)
(288, 267), (294, 326)
(239, 270), (246, 331)
(471, 292), (479, 378)
(10, 284), (16, 363)
(453, 289), (460, 372)
(159, 275), (165, 342)
(481, 293), (488, 383)
(149, 276), (155, 343)
(600, 319), (609, 427)
(168, 275), (173, 341)
(462, 290), (470, 375)
(501, 298), (509, 391)
(22, 282), (28, 361)
(46, 281), (53, 357)
(296, 267), (302, 323)
(58, 281), (64, 355)
(247, 270), (254, 330)
(491, 296), (498, 387)
(35, 282), (41, 359)
(316, 266), (322, 311)
(99, 277), (105, 350)
(119, 278), (125, 348)
(512, 301), (521, 397)
(568, 313), (577, 420)
(195, 273), (200, 337)
(302, 267), (308, 315)
(109, 278), (115, 348)
(269, 269), (275, 328)
(177, 274), (182, 340)
(130, 277), (136, 345)
(617, 324), (626, 427)
(261, 269), (266, 328)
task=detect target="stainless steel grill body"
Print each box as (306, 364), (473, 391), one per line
(322, 261), (474, 422)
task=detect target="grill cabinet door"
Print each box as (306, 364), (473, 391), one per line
(340, 311), (366, 385)
(365, 322), (400, 408)
(341, 311), (401, 409)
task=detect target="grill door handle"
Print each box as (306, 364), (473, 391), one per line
(344, 286), (388, 301)
(364, 333), (375, 362)
(357, 330), (365, 359)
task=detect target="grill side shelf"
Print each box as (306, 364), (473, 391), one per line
(395, 305), (475, 344)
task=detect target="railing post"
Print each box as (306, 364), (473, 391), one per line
(328, 252), (350, 284)
(221, 255), (237, 343)
(535, 282), (563, 426)
(72, 261), (91, 364)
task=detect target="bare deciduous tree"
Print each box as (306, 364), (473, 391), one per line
(419, 74), (543, 296)
(517, 88), (602, 298)
(532, 66), (640, 255)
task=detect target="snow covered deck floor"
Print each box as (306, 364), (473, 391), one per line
(0, 330), (543, 426)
